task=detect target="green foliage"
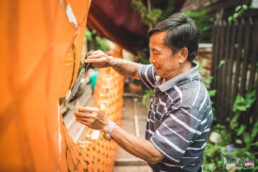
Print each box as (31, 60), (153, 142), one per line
(184, 10), (214, 43)
(196, 59), (217, 118)
(84, 28), (93, 42)
(233, 91), (256, 113)
(228, 5), (248, 22)
(159, 0), (176, 21)
(208, 89), (216, 97)
(197, 60), (216, 93)
(231, 91), (256, 140)
(131, 0), (162, 30)
(137, 50), (151, 107)
(84, 27), (110, 52)
(142, 90), (153, 106)
(184, 10), (212, 32)
(135, 50), (150, 64)
(203, 143), (228, 172)
(218, 60), (225, 68)
(94, 36), (110, 53)
(213, 124), (232, 145)
(230, 91), (257, 150)
(204, 90), (257, 172)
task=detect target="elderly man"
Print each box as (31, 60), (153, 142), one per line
(74, 13), (213, 172)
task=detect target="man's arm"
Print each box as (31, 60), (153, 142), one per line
(111, 125), (164, 164)
(84, 50), (140, 79)
(74, 107), (164, 164)
(109, 57), (140, 79)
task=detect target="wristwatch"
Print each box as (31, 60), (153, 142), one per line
(103, 121), (117, 141)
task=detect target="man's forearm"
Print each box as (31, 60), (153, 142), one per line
(108, 57), (140, 79)
(111, 125), (163, 164)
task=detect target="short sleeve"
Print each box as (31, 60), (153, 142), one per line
(138, 64), (156, 90)
(150, 106), (202, 163)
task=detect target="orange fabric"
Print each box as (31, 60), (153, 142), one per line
(0, 0), (91, 171)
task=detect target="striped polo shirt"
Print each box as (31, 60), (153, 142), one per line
(138, 62), (213, 172)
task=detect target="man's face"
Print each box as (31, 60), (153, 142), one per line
(149, 32), (181, 81)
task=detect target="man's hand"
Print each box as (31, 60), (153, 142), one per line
(84, 50), (140, 79)
(84, 50), (111, 68)
(74, 107), (111, 132)
(74, 107), (164, 164)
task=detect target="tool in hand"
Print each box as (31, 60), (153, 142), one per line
(65, 50), (95, 102)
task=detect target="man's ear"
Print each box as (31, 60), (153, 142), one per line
(178, 48), (188, 63)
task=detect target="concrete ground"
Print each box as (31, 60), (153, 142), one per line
(114, 95), (151, 172)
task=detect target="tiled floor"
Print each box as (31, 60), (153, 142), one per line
(114, 166), (151, 172)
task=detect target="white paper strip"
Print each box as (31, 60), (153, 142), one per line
(91, 130), (100, 140)
(66, 4), (78, 27)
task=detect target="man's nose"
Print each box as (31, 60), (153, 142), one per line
(149, 54), (155, 63)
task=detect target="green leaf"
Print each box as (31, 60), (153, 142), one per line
(142, 90), (153, 105)
(85, 28), (92, 41)
(246, 91), (255, 98)
(236, 139), (242, 144)
(208, 90), (216, 97)
(243, 133), (250, 144)
(241, 49), (245, 58)
(233, 95), (246, 112)
(230, 113), (240, 128)
(236, 125), (246, 136)
(251, 141), (258, 147)
(235, 6), (242, 12)
(218, 60), (225, 68)
(233, 13), (238, 19)
(251, 122), (258, 140)
(230, 122), (238, 129)
(236, 105), (247, 111)
(242, 5), (248, 10)
(198, 68), (205, 74)
(200, 25), (211, 32)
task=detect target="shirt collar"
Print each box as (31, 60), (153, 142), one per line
(158, 61), (200, 92)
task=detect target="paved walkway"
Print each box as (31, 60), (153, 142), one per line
(114, 95), (151, 172)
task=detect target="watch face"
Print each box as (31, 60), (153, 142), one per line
(103, 133), (112, 141)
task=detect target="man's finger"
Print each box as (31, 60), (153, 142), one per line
(76, 117), (90, 123)
(89, 50), (102, 55)
(74, 111), (92, 118)
(84, 58), (105, 64)
(78, 107), (99, 112)
(76, 119), (89, 126)
(86, 53), (102, 59)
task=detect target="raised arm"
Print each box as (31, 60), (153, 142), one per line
(84, 50), (140, 79)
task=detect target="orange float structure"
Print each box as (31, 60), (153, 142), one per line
(76, 46), (125, 172)
(0, 0), (124, 171)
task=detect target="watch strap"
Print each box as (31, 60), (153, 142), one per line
(103, 121), (117, 140)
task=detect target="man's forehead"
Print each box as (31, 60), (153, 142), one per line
(149, 32), (168, 49)
(150, 31), (167, 41)
(150, 47), (162, 52)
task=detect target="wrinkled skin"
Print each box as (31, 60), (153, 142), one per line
(74, 107), (111, 132)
